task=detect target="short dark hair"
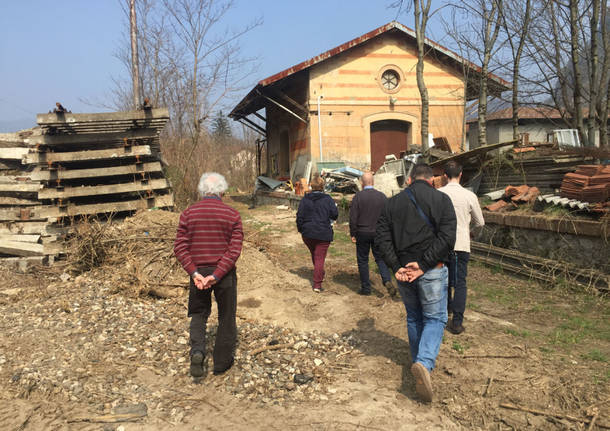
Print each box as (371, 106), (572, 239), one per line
(411, 163), (433, 180)
(444, 161), (462, 179)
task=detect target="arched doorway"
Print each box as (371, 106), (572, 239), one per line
(370, 119), (411, 171)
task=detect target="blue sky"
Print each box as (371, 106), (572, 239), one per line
(0, 0), (448, 131)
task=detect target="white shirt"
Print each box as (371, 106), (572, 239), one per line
(439, 182), (485, 253)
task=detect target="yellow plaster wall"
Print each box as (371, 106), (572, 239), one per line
(307, 33), (465, 168)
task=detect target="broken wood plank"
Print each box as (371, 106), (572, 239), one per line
(38, 178), (170, 199)
(30, 162), (162, 181)
(33, 194), (174, 218)
(23, 145), (151, 164)
(0, 147), (30, 160)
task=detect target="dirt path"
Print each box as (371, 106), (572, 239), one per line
(0, 197), (608, 430)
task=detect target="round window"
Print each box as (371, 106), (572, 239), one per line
(381, 69), (400, 91)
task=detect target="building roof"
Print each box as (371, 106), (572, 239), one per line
(230, 21), (511, 120)
(468, 106), (563, 123)
(467, 106), (610, 124)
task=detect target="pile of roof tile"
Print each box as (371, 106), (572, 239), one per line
(560, 165), (610, 203)
(484, 184), (540, 212)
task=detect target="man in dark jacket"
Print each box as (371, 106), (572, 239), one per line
(376, 163), (456, 402)
(349, 172), (395, 296)
(296, 175), (339, 292)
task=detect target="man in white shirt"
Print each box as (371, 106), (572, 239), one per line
(439, 161), (485, 334)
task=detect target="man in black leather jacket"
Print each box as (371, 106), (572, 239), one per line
(376, 163), (456, 402)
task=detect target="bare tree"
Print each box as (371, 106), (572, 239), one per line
(413, 0), (432, 157)
(130, 0), (141, 109)
(112, 0), (262, 206)
(500, 0), (533, 140)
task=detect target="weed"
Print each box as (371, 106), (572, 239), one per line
(505, 328), (531, 338)
(452, 340), (468, 354)
(539, 346), (554, 354)
(581, 349), (608, 363)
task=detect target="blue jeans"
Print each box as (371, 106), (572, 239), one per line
(356, 232), (392, 291)
(398, 266), (448, 371)
(448, 251), (470, 326)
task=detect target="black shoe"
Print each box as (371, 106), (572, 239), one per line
(190, 351), (204, 377)
(358, 288), (371, 296)
(447, 321), (465, 335)
(213, 357), (234, 375)
(383, 280), (397, 297)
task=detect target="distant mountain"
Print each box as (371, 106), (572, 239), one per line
(0, 118), (37, 133)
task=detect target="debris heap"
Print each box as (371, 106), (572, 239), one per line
(0, 109), (174, 264)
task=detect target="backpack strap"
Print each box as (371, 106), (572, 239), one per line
(405, 187), (437, 233)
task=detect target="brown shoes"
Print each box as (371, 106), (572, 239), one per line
(411, 362), (433, 402)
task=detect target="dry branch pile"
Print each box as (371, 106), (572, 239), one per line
(65, 209), (185, 297)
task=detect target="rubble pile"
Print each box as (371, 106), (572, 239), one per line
(483, 184), (540, 212)
(2, 272), (357, 424)
(223, 323), (356, 403)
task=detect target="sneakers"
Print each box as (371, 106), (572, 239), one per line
(312, 286), (324, 293)
(383, 280), (397, 297)
(358, 288), (371, 296)
(447, 321), (465, 335)
(411, 362), (433, 402)
(190, 351), (204, 378)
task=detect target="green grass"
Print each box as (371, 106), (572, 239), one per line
(333, 230), (352, 243)
(451, 340), (469, 354)
(505, 328), (531, 338)
(581, 349), (608, 363)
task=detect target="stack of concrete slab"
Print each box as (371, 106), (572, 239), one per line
(0, 108), (174, 264)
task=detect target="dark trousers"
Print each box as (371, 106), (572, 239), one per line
(356, 232), (392, 291)
(188, 266), (237, 372)
(302, 236), (330, 289)
(447, 251), (470, 325)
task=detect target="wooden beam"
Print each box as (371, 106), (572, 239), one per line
(23, 145), (151, 164)
(34, 194), (174, 218)
(40, 129), (158, 146)
(36, 108), (170, 125)
(38, 178), (170, 199)
(30, 161), (162, 181)
(0, 148), (30, 160)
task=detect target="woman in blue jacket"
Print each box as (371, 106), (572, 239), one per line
(296, 175), (339, 293)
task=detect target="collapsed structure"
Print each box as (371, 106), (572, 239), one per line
(0, 108), (173, 264)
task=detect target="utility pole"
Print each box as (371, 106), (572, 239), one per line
(130, 0), (141, 109)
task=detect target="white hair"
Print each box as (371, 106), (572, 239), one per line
(198, 172), (228, 197)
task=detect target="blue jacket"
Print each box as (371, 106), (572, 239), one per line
(296, 191), (339, 242)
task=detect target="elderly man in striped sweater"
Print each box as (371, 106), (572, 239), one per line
(174, 172), (243, 378)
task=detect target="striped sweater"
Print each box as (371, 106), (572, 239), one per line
(174, 196), (243, 280)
